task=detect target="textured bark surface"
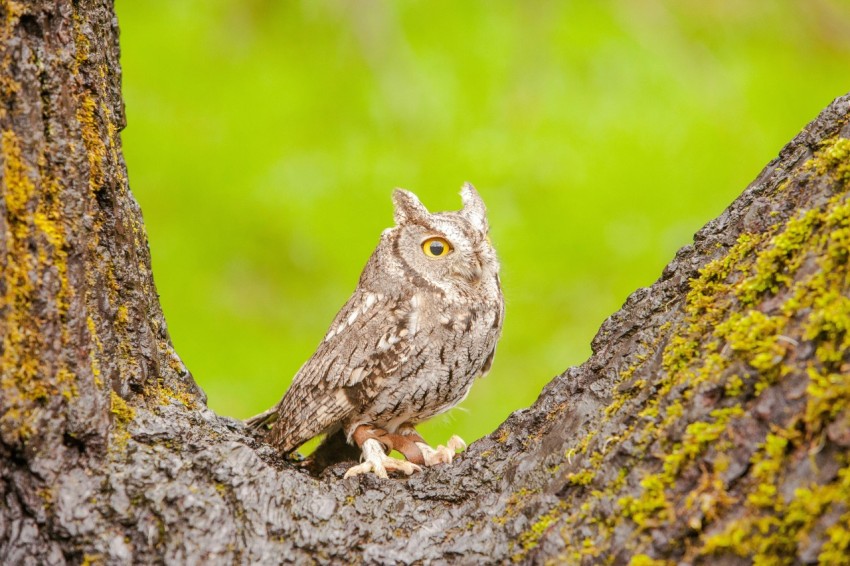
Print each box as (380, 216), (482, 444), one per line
(2, 2), (849, 565)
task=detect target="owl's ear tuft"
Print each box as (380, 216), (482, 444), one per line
(392, 189), (429, 225)
(460, 182), (488, 232)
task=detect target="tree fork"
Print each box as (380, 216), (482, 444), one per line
(2, 2), (849, 564)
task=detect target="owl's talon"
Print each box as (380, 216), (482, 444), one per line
(415, 435), (467, 466)
(344, 438), (421, 479)
(447, 435), (467, 452)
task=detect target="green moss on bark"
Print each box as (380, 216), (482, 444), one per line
(549, 134), (850, 563)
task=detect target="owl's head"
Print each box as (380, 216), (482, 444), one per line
(377, 183), (499, 294)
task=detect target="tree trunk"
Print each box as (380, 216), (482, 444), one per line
(2, 2), (849, 564)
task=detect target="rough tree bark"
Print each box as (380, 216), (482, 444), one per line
(1, 2), (849, 565)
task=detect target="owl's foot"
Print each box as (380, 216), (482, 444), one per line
(346, 425), (466, 475)
(415, 435), (467, 466)
(343, 438), (422, 479)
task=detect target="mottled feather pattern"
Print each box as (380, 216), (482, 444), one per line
(258, 184), (505, 455)
(265, 291), (411, 450)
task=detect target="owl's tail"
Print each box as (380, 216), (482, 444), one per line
(244, 405), (280, 431)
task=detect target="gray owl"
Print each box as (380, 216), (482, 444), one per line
(246, 183), (504, 478)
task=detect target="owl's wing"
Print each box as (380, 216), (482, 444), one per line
(478, 295), (505, 377)
(265, 291), (415, 453)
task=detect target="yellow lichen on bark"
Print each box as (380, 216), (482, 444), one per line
(1, 130), (41, 440)
(548, 132), (850, 563)
(1, 129), (76, 442)
(76, 94), (106, 197)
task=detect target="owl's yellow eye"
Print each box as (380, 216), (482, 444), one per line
(422, 237), (452, 258)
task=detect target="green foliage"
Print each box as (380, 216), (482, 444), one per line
(115, 1), (850, 444)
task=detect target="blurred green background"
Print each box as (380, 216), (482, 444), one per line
(116, 1), (850, 446)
